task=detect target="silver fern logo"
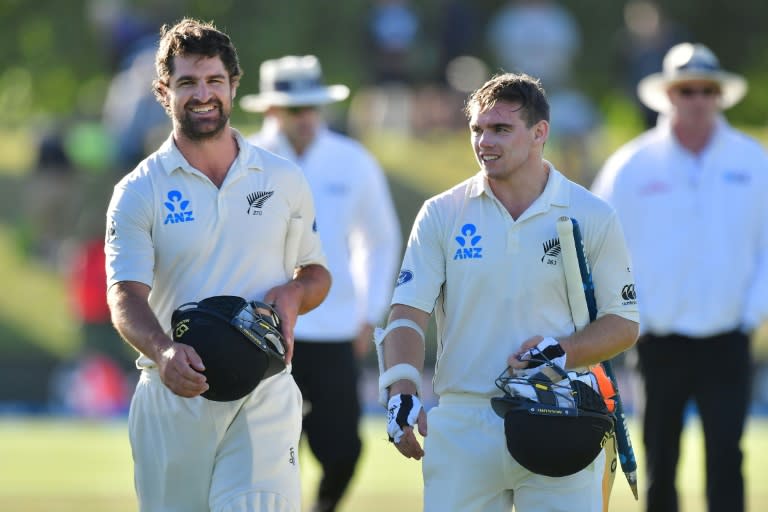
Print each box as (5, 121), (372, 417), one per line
(542, 238), (561, 265)
(246, 191), (274, 215)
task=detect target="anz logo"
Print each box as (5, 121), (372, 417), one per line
(163, 190), (195, 224)
(453, 223), (483, 260)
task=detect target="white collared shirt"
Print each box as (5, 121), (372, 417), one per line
(249, 119), (401, 340)
(105, 130), (327, 366)
(392, 165), (638, 397)
(592, 118), (768, 336)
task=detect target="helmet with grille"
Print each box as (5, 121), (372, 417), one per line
(171, 296), (286, 401)
(490, 357), (616, 477)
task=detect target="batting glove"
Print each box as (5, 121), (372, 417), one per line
(518, 337), (567, 370)
(386, 393), (423, 444)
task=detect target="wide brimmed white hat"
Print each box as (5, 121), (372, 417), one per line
(240, 55), (350, 112)
(637, 43), (747, 113)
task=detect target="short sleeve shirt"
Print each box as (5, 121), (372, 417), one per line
(105, 130), (327, 367)
(592, 118), (768, 335)
(392, 165), (638, 397)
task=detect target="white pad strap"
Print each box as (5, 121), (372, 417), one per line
(374, 318), (426, 347)
(378, 364), (422, 407)
(373, 319), (425, 406)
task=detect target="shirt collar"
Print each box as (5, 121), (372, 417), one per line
(156, 128), (267, 177)
(467, 161), (571, 210)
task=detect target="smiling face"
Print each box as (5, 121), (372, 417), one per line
(468, 100), (548, 183)
(160, 54), (237, 141)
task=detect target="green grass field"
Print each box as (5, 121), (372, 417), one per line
(1, 415), (766, 512)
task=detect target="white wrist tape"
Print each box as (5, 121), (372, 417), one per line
(387, 393), (423, 444)
(373, 318), (425, 406)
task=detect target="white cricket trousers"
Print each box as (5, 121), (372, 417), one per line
(129, 368), (303, 512)
(422, 394), (605, 512)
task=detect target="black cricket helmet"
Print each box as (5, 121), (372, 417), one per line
(490, 356), (615, 477)
(171, 295), (286, 401)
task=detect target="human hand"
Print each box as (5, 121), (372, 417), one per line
(157, 342), (209, 397)
(264, 282), (304, 364)
(508, 336), (566, 371)
(387, 394), (428, 460)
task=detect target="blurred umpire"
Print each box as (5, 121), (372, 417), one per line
(593, 43), (768, 512)
(105, 19), (331, 511)
(241, 56), (401, 512)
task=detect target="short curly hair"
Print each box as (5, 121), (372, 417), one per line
(464, 73), (549, 128)
(152, 18), (243, 111)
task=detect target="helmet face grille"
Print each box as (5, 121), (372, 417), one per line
(171, 296), (286, 401)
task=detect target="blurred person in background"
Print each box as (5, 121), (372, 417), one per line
(486, 0), (580, 91)
(102, 44), (172, 170)
(485, 0), (598, 184)
(53, 233), (133, 417)
(592, 42), (768, 512)
(91, 0), (174, 170)
(19, 130), (81, 267)
(22, 128), (134, 416)
(365, 0), (421, 85)
(614, 0), (688, 128)
(435, 0), (481, 86)
(241, 54), (401, 512)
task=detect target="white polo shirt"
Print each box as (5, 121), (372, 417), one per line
(249, 119), (401, 340)
(392, 165), (638, 397)
(105, 130), (327, 367)
(592, 117), (768, 336)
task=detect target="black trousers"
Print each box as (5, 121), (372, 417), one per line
(636, 331), (751, 512)
(291, 340), (362, 512)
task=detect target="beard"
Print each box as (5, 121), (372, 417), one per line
(176, 99), (230, 141)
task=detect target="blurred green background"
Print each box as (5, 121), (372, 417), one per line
(2, 0), (768, 128)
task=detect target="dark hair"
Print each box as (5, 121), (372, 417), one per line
(464, 73), (550, 127)
(152, 18), (243, 110)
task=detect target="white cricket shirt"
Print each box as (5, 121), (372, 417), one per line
(105, 130), (327, 367)
(592, 117), (768, 336)
(249, 119), (401, 340)
(392, 164), (638, 397)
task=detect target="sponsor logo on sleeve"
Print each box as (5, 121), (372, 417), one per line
(396, 270), (414, 287)
(621, 284), (637, 305)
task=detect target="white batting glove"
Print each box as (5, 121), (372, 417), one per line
(518, 337), (567, 370)
(386, 393), (423, 444)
